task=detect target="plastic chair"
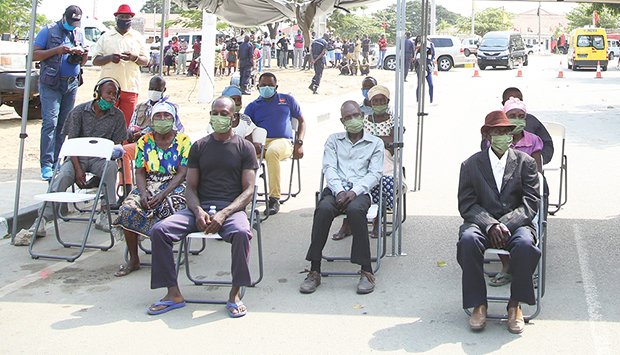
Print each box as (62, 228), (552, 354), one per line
(29, 137), (116, 262)
(175, 169), (264, 304)
(542, 122), (568, 215)
(315, 173), (387, 277)
(465, 173), (547, 322)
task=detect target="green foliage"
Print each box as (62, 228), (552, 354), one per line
(327, 8), (383, 41)
(0, 0), (48, 39)
(171, 9), (203, 28)
(457, 8), (512, 37)
(141, 0), (183, 14)
(566, 4), (619, 30)
(103, 20), (116, 29)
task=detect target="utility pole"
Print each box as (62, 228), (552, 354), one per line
(430, 0), (436, 35)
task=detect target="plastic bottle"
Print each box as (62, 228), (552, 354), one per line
(208, 205), (217, 216)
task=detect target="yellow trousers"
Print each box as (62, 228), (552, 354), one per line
(264, 138), (293, 199)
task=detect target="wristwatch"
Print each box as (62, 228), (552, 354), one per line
(295, 139), (304, 146)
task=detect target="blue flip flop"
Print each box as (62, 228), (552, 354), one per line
(226, 301), (247, 318)
(147, 300), (186, 315)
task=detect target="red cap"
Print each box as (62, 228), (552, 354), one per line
(114, 4), (135, 17)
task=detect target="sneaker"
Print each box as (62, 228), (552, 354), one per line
(299, 270), (321, 294)
(41, 167), (53, 181)
(95, 211), (111, 232)
(265, 197), (280, 216)
(356, 270), (376, 294)
(29, 217), (48, 237)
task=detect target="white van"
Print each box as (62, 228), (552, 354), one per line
(607, 39), (620, 60)
(78, 17), (110, 66)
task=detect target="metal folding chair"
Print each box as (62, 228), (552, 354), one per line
(175, 168), (265, 304)
(250, 128), (270, 222)
(279, 117), (301, 203)
(542, 122), (568, 215)
(465, 173), (547, 322)
(29, 137), (116, 262)
(316, 173), (387, 277)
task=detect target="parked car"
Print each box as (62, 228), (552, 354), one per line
(607, 39), (620, 60)
(462, 37), (480, 57)
(382, 35), (473, 71)
(0, 39), (41, 119)
(476, 31), (528, 70)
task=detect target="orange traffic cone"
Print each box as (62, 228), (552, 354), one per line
(595, 61), (603, 79)
(516, 60), (523, 77)
(557, 60), (564, 78)
(472, 61), (480, 78)
(433, 59), (438, 76)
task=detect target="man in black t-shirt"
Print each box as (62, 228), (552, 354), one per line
(148, 96), (259, 318)
(277, 34), (289, 68)
(361, 34), (371, 61)
(308, 33), (329, 94)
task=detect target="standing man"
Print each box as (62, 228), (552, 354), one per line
(361, 34), (371, 62)
(192, 38), (201, 60)
(238, 35), (254, 95)
(308, 33), (328, 95)
(33, 5), (88, 180)
(277, 33), (289, 69)
(261, 32), (272, 68)
(404, 32), (415, 82)
(176, 38), (188, 75)
(377, 34), (387, 69)
(293, 29), (304, 69)
(91, 4), (148, 126)
(244, 73), (306, 215)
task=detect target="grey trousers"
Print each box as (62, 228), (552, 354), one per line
(43, 157), (116, 219)
(150, 203), (252, 289)
(457, 224), (541, 309)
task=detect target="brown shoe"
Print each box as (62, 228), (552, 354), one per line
(299, 270), (321, 294)
(356, 270), (376, 294)
(469, 304), (487, 331)
(507, 305), (525, 334)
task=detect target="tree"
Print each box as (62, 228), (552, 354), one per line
(457, 8), (512, 37)
(141, 0), (183, 14)
(0, 0), (48, 39)
(327, 8), (383, 41)
(566, 4), (619, 30)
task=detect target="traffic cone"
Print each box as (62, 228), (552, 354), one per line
(433, 59), (438, 76)
(472, 61), (480, 78)
(516, 60), (523, 77)
(595, 61), (603, 79)
(557, 60), (564, 78)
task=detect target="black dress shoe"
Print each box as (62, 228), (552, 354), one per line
(265, 197), (280, 216)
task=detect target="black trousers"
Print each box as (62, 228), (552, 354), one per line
(239, 65), (252, 90)
(311, 59), (325, 88)
(404, 57), (413, 79)
(457, 224), (541, 309)
(305, 188), (371, 266)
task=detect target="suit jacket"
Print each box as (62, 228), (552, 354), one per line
(458, 148), (540, 234)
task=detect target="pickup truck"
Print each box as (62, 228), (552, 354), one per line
(0, 40), (41, 119)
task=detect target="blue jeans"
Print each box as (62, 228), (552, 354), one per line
(378, 50), (386, 69)
(39, 79), (78, 169)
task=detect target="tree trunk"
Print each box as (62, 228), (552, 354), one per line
(296, 3), (317, 47)
(267, 22), (280, 40)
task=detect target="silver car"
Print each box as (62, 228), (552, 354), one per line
(382, 35), (474, 71)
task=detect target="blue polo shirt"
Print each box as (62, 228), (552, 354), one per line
(244, 93), (302, 139)
(34, 25), (81, 78)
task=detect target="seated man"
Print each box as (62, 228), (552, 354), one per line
(457, 110), (541, 334)
(147, 96), (258, 318)
(300, 100), (384, 295)
(244, 72), (306, 216)
(30, 78), (127, 236)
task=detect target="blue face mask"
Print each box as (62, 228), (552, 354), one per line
(362, 89), (369, 100)
(63, 21), (76, 32)
(258, 86), (276, 99)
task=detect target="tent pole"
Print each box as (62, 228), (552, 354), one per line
(11, 0), (39, 244)
(158, 0), (168, 76)
(414, 0), (429, 192)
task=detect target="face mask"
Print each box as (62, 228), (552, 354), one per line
(490, 134), (513, 155)
(116, 19), (132, 30)
(63, 21), (76, 32)
(343, 115), (364, 134)
(372, 104), (388, 115)
(508, 118), (526, 134)
(147, 90), (163, 102)
(234, 105), (242, 113)
(362, 89), (369, 100)
(210, 114), (232, 133)
(258, 86), (276, 98)
(97, 98), (113, 111)
(152, 119), (174, 134)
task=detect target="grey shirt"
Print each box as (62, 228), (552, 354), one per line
(63, 101), (127, 144)
(323, 131), (384, 197)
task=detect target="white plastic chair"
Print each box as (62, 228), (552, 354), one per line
(29, 137), (116, 262)
(542, 122), (568, 215)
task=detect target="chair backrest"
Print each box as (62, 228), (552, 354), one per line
(58, 137), (115, 161)
(251, 127), (267, 145)
(542, 122), (566, 170)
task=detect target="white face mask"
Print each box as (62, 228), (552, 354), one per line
(147, 90), (163, 102)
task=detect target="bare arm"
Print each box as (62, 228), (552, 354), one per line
(203, 169), (256, 234)
(184, 167), (203, 216)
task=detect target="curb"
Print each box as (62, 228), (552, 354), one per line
(0, 202), (42, 238)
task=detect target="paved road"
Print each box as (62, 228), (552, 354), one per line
(0, 54), (619, 354)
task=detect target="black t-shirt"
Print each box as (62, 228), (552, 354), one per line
(277, 37), (289, 51)
(362, 38), (370, 52)
(188, 134), (258, 203)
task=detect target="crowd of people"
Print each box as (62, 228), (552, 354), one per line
(23, 3), (551, 332)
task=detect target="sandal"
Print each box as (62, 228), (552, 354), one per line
(147, 300), (186, 315)
(332, 231), (351, 241)
(114, 264), (140, 277)
(488, 272), (512, 287)
(226, 301), (247, 318)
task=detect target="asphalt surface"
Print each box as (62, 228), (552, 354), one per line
(0, 54), (619, 354)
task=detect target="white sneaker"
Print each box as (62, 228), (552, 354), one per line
(29, 217), (47, 238)
(95, 212), (111, 232)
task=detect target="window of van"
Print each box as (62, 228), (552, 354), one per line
(430, 38), (453, 47)
(84, 27), (102, 43)
(480, 38), (508, 47)
(578, 35), (605, 49)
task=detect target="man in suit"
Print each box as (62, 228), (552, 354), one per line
(457, 110), (541, 334)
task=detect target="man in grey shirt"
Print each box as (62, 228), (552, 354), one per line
(300, 100), (384, 295)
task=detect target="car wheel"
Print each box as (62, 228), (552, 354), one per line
(464, 48), (471, 57)
(602, 66), (607, 72)
(384, 56), (396, 71)
(437, 56), (452, 71)
(567, 61), (572, 70)
(523, 55), (529, 66)
(479, 65), (486, 70)
(13, 97), (42, 120)
(609, 52), (614, 60)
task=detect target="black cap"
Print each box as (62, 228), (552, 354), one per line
(64, 5), (82, 24)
